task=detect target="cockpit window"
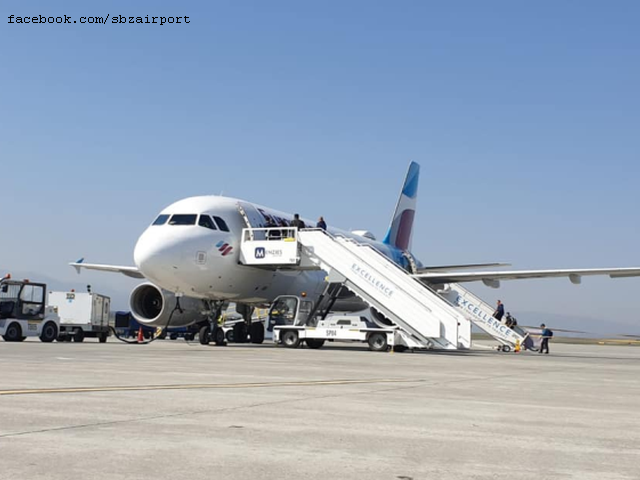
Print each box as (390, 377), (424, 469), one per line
(152, 214), (170, 226)
(198, 215), (217, 230)
(168, 214), (197, 226)
(212, 216), (230, 232)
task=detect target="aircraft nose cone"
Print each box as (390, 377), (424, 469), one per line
(134, 229), (177, 281)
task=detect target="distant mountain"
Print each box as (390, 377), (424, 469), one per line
(512, 311), (640, 338)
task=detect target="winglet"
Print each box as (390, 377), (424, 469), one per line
(72, 258), (85, 274)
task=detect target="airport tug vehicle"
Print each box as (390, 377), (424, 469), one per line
(0, 275), (60, 342)
(269, 294), (397, 352)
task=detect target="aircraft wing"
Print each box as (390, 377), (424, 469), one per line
(414, 267), (640, 287)
(417, 262), (511, 272)
(70, 259), (144, 279)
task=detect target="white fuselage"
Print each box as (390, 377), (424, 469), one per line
(133, 196), (406, 307)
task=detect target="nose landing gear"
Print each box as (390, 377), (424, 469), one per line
(198, 301), (226, 346)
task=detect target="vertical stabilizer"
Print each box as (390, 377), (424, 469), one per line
(382, 162), (419, 251)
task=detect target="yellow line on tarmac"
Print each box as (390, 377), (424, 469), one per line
(0, 378), (421, 397)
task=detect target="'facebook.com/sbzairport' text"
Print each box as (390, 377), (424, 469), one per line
(8, 14), (190, 26)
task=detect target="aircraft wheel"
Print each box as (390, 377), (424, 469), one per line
(199, 325), (210, 345)
(233, 322), (248, 343)
(306, 338), (325, 349)
(3, 322), (22, 342)
(281, 330), (300, 348)
(214, 327), (226, 346)
(368, 333), (388, 352)
(40, 322), (58, 343)
(225, 329), (235, 343)
(250, 322), (265, 344)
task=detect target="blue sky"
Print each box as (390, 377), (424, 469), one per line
(1, 1), (639, 329)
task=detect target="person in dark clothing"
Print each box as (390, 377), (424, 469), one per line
(291, 213), (306, 230)
(539, 323), (552, 354)
(316, 216), (327, 230)
(493, 300), (505, 321)
(265, 218), (281, 240)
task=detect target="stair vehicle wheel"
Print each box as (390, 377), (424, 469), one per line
(73, 329), (85, 343)
(305, 338), (325, 349)
(40, 322), (58, 343)
(502, 345), (511, 353)
(99, 332), (108, 343)
(250, 322), (265, 344)
(3, 322), (22, 342)
(281, 330), (300, 348)
(199, 325), (210, 345)
(214, 327), (226, 346)
(368, 332), (388, 352)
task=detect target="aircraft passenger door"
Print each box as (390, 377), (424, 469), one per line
(237, 202), (267, 240)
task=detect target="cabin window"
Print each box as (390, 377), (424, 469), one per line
(212, 216), (230, 232)
(168, 214), (197, 226)
(152, 214), (170, 226)
(198, 215), (217, 230)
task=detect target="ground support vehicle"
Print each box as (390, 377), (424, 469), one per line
(0, 276), (60, 342)
(49, 291), (111, 342)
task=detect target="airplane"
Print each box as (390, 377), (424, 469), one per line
(71, 162), (640, 345)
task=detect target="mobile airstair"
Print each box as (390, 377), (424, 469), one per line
(437, 283), (533, 351)
(240, 228), (472, 350)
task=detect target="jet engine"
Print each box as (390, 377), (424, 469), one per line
(129, 283), (206, 327)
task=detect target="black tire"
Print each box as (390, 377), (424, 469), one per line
(306, 338), (325, 349)
(185, 333), (195, 341)
(233, 322), (248, 343)
(214, 327), (226, 346)
(199, 325), (210, 345)
(502, 345), (511, 353)
(73, 329), (85, 343)
(170, 333), (178, 340)
(40, 322), (58, 343)
(281, 330), (300, 348)
(393, 344), (407, 353)
(99, 332), (108, 343)
(225, 329), (235, 343)
(368, 332), (388, 352)
(250, 322), (265, 344)
(3, 322), (22, 342)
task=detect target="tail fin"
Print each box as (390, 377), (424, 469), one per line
(382, 161), (419, 251)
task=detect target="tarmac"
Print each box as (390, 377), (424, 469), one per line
(0, 339), (639, 480)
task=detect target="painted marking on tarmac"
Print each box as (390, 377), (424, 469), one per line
(0, 378), (423, 396)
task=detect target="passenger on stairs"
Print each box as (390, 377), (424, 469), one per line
(493, 300), (505, 321)
(316, 216), (327, 230)
(291, 213), (306, 230)
(505, 312), (518, 328)
(266, 218), (281, 240)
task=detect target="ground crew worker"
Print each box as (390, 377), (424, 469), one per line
(539, 323), (553, 354)
(316, 216), (327, 230)
(493, 300), (505, 321)
(291, 213), (306, 230)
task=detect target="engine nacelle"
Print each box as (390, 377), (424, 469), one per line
(129, 283), (205, 327)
